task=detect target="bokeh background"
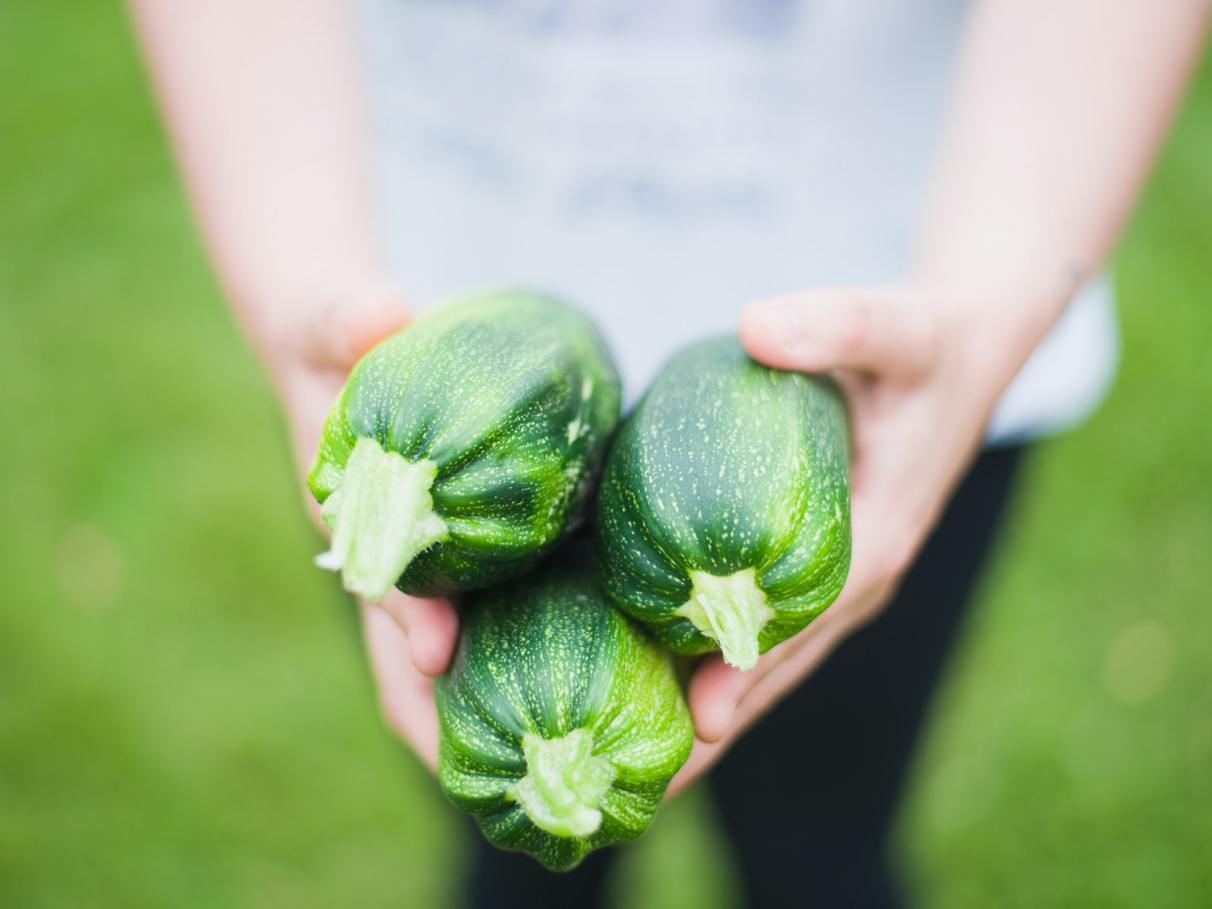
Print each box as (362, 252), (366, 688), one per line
(2, 3), (1210, 907)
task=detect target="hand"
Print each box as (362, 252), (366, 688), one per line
(263, 283), (459, 771)
(668, 283), (1029, 796)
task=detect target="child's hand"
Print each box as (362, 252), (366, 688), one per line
(268, 284), (458, 771)
(668, 283), (1029, 796)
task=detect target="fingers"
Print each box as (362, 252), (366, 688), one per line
(729, 618), (847, 728)
(686, 655), (745, 743)
(375, 591), (459, 677)
(361, 604), (440, 770)
(672, 624), (842, 797)
(683, 601), (860, 752)
(301, 280), (411, 371)
(739, 287), (938, 379)
(686, 624), (817, 743)
(666, 737), (726, 799)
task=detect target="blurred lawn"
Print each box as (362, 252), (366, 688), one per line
(1, 3), (1209, 907)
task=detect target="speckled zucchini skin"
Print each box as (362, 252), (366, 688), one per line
(308, 291), (620, 596)
(597, 336), (851, 657)
(436, 550), (693, 871)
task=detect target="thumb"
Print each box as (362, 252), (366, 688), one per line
(302, 280), (412, 371)
(739, 287), (937, 379)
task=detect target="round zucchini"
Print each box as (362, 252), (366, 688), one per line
(308, 290), (620, 599)
(597, 336), (851, 670)
(436, 549), (693, 871)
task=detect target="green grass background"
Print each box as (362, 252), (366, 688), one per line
(2, 3), (1209, 907)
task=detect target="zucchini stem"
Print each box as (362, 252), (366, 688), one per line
(677, 568), (773, 670)
(507, 730), (616, 838)
(314, 436), (447, 601)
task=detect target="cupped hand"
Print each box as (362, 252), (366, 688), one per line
(668, 284), (1024, 796)
(266, 284), (458, 770)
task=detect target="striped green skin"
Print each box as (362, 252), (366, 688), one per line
(307, 291), (620, 597)
(436, 551), (693, 871)
(597, 336), (851, 660)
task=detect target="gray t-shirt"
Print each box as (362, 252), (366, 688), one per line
(360, 0), (1117, 443)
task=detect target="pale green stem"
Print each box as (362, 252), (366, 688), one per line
(676, 568), (774, 671)
(314, 436), (448, 601)
(507, 730), (616, 838)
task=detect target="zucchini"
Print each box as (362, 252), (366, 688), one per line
(308, 291), (620, 599)
(597, 336), (851, 670)
(436, 546), (693, 871)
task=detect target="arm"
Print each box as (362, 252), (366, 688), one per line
(127, 0), (457, 767)
(674, 0), (1210, 792)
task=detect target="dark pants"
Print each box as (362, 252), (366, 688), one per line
(463, 445), (1027, 909)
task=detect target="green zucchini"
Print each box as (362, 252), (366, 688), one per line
(597, 336), (851, 670)
(308, 291), (620, 599)
(436, 547), (693, 871)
